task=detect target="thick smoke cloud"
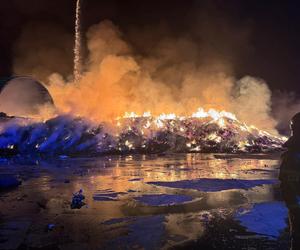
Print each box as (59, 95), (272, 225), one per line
(12, 6), (279, 133)
(48, 21), (276, 132)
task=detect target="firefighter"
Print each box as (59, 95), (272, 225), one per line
(280, 112), (300, 249)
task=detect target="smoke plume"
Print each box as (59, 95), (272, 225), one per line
(13, 11), (279, 133)
(44, 21), (275, 132)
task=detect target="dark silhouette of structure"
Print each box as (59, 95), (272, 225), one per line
(280, 112), (300, 249)
(0, 76), (53, 117)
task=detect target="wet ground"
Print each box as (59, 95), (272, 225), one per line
(0, 153), (290, 249)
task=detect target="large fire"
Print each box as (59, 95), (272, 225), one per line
(0, 107), (286, 157)
(111, 107), (285, 153)
(4, 2), (288, 157)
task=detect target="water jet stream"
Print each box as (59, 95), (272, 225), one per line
(74, 0), (82, 82)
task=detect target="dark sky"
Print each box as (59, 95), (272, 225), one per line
(0, 0), (299, 93)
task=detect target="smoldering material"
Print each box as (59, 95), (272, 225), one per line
(0, 113), (284, 157)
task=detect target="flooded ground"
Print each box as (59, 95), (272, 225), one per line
(0, 153), (290, 249)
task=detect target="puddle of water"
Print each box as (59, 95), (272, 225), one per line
(0, 153), (289, 249)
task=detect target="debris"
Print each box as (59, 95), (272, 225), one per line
(71, 189), (85, 209)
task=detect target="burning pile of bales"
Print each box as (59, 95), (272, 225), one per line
(0, 109), (285, 157)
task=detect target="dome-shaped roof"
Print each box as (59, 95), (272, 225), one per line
(0, 76), (54, 117)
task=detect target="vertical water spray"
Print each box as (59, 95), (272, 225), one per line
(74, 0), (82, 82)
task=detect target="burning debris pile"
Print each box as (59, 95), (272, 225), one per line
(0, 108), (285, 157)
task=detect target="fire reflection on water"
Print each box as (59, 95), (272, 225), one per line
(0, 153), (284, 249)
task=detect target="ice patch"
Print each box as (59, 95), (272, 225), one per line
(93, 191), (126, 201)
(235, 202), (288, 238)
(148, 178), (278, 192)
(135, 194), (193, 206)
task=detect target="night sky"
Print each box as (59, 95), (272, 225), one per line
(0, 0), (299, 93)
